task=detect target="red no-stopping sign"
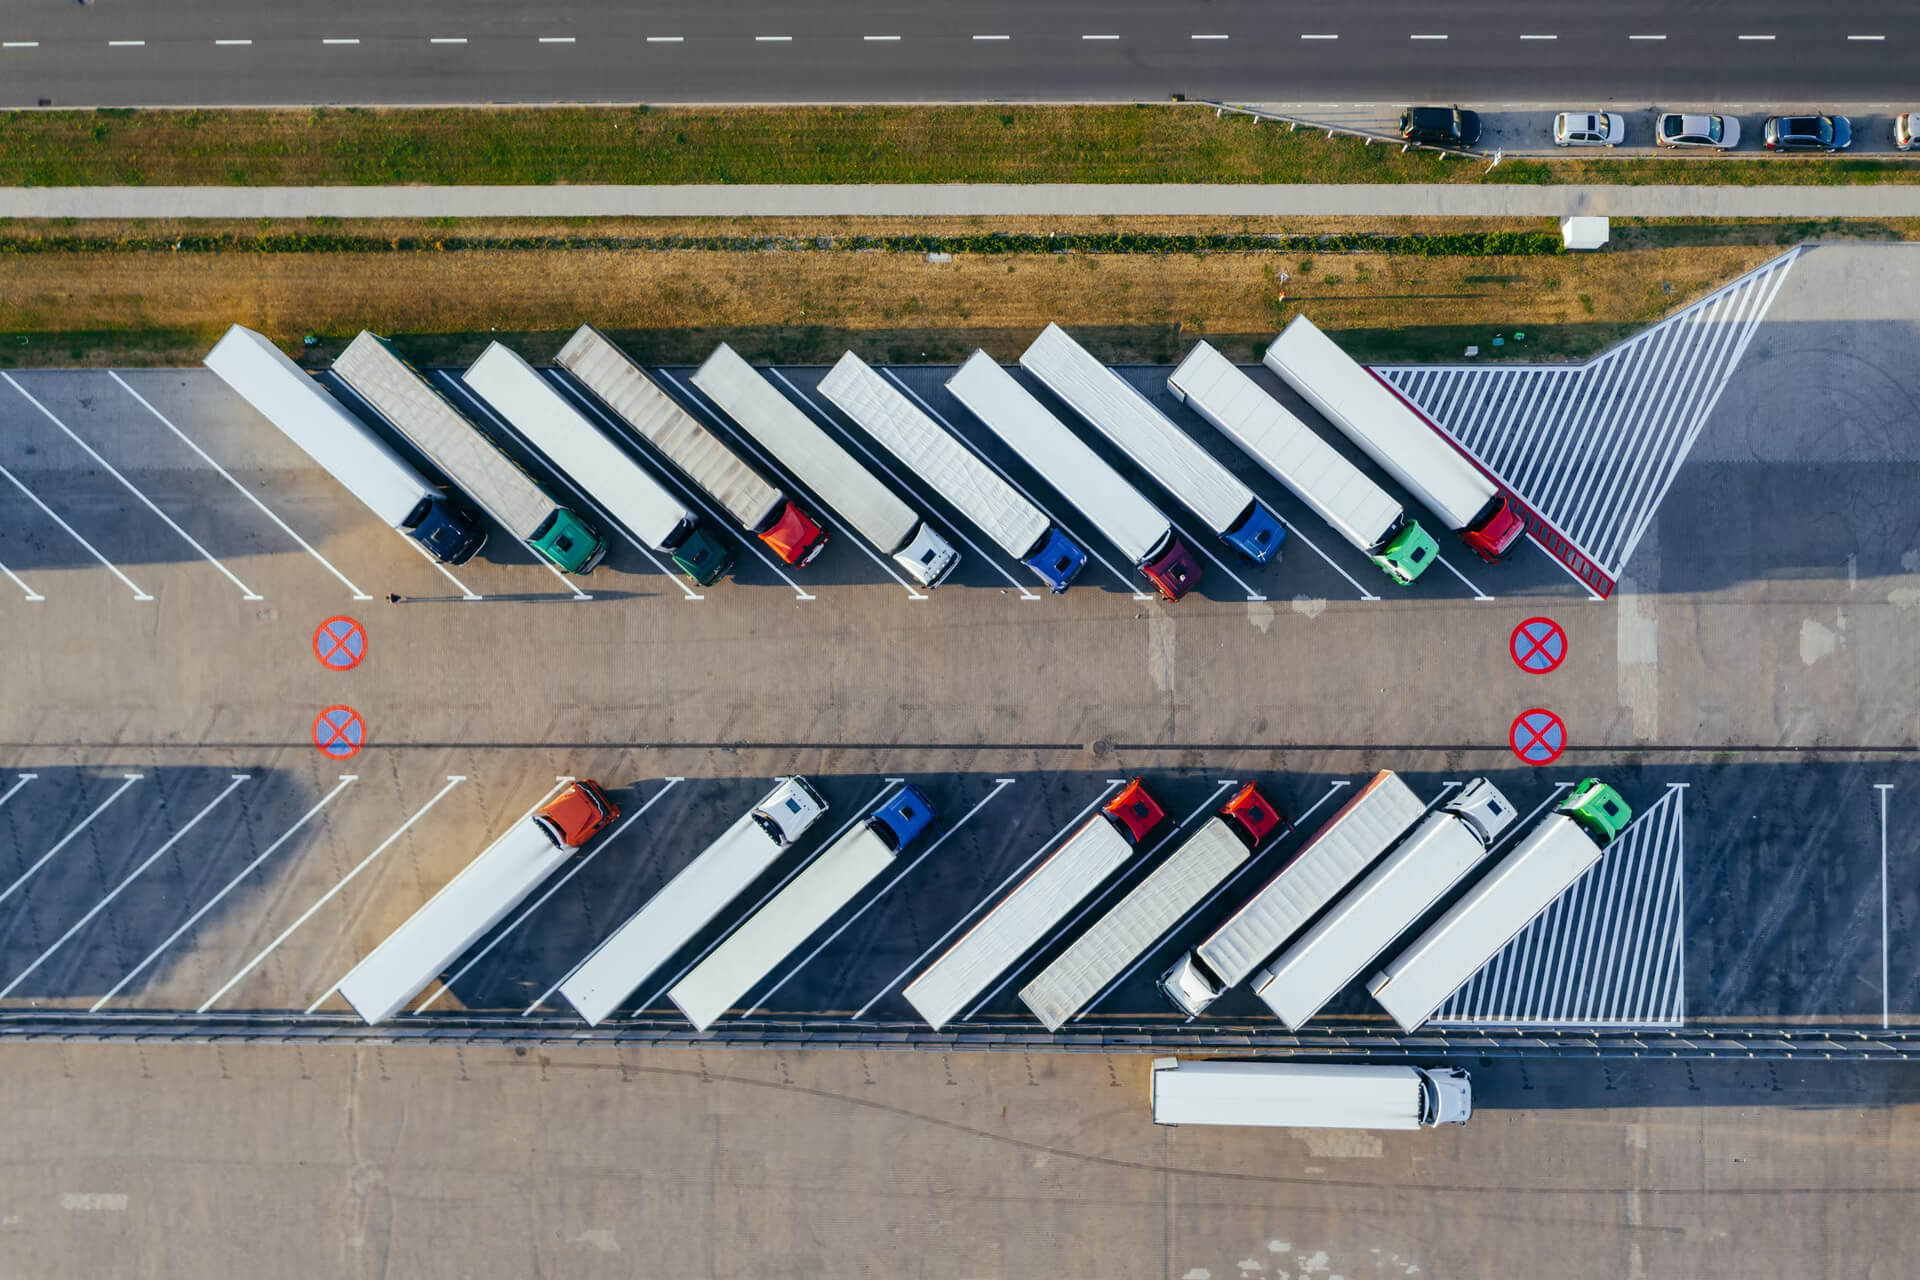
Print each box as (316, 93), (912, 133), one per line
(313, 706), (365, 760)
(1510, 617), (1566, 674)
(1510, 708), (1566, 766)
(313, 616), (367, 671)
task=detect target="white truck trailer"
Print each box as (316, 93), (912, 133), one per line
(552, 325), (828, 567)
(691, 344), (959, 587)
(1150, 1059), (1472, 1130)
(1160, 771), (1428, 1017)
(559, 777), (828, 1026)
(1369, 779), (1634, 1031)
(1262, 314), (1525, 562)
(904, 779), (1166, 1030)
(1019, 323), (1286, 563)
(204, 324), (487, 565)
(1018, 783), (1285, 1032)
(816, 352), (1089, 593)
(1250, 779), (1516, 1029)
(667, 786), (937, 1031)
(947, 350), (1202, 601)
(461, 342), (735, 586)
(332, 331), (607, 574)
(1166, 340), (1437, 586)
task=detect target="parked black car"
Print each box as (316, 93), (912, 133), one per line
(1399, 106), (1482, 149)
(1763, 114), (1852, 152)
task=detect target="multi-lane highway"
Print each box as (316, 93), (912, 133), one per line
(1, 1), (1915, 106)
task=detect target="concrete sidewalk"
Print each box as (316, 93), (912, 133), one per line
(7, 183), (1920, 219)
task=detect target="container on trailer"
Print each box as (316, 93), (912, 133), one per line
(692, 344), (959, 587)
(1250, 779), (1515, 1029)
(668, 786), (937, 1031)
(1160, 771), (1428, 1016)
(1019, 323), (1285, 562)
(817, 351), (1089, 592)
(336, 781), (620, 1025)
(1019, 783), (1287, 1032)
(1369, 779), (1632, 1032)
(1150, 1059), (1472, 1129)
(1262, 314), (1524, 562)
(204, 324), (487, 564)
(332, 331), (606, 573)
(557, 777), (828, 1027)
(904, 779), (1166, 1030)
(1167, 340), (1436, 585)
(552, 325), (828, 566)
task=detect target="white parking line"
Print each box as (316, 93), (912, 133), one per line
(646, 36), (684, 43)
(0, 774), (36, 812)
(3, 42), (39, 49)
(1082, 35), (1119, 41)
(0, 774), (249, 999)
(0, 774), (142, 912)
(91, 774), (357, 1012)
(1737, 34), (1775, 40)
(1849, 34), (1886, 41)
(863, 35), (901, 42)
(0, 555), (42, 601)
(198, 775), (466, 1013)
(430, 37), (467, 45)
(215, 39), (252, 46)
(0, 460), (150, 599)
(1410, 34), (1448, 40)
(2, 373), (262, 600)
(413, 778), (684, 1015)
(538, 37), (575, 44)
(755, 36), (792, 42)
(108, 41), (144, 48)
(854, 779), (1124, 1021)
(1191, 34), (1229, 41)
(1433, 552), (1493, 601)
(972, 35), (1009, 41)
(747, 778), (1014, 1015)
(1629, 34), (1667, 40)
(1520, 34), (1557, 40)
(322, 38), (359, 45)
(1877, 783), (1893, 1029)
(111, 372), (374, 601)
(1300, 34), (1338, 40)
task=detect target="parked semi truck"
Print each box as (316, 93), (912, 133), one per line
(816, 352), (1089, 592)
(558, 777), (827, 1026)
(1151, 1059), (1472, 1130)
(691, 344), (959, 587)
(1166, 340), (1437, 585)
(1019, 324), (1286, 564)
(904, 779), (1166, 1030)
(668, 786), (937, 1032)
(1160, 771), (1427, 1017)
(331, 332), (606, 574)
(553, 325), (827, 566)
(336, 781), (620, 1024)
(1263, 314), (1525, 562)
(1251, 779), (1515, 1029)
(1370, 779), (1633, 1031)
(462, 342), (735, 586)
(1018, 783), (1287, 1032)
(204, 325), (487, 565)
(947, 351), (1202, 600)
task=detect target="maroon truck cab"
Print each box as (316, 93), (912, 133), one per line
(1140, 537), (1203, 602)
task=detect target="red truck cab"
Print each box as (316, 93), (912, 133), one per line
(1103, 778), (1167, 844)
(758, 500), (829, 566)
(1460, 493), (1526, 563)
(533, 780), (621, 850)
(1218, 782), (1289, 850)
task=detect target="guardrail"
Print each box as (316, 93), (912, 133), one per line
(1180, 97), (1501, 167)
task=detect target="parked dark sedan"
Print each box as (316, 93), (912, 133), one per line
(1763, 114), (1852, 152)
(1399, 106), (1482, 149)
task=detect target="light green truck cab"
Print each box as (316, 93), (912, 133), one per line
(1560, 779), (1633, 846)
(528, 509), (608, 575)
(1372, 518), (1441, 586)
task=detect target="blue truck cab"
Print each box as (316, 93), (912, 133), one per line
(1023, 526), (1091, 594)
(1220, 499), (1288, 564)
(868, 786), (938, 852)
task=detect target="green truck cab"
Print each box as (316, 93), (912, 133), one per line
(669, 524), (736, 586)
(1372, 518), (1441, 586)
(1560, 778), (1633, 847)
(528, 509), (608, 575)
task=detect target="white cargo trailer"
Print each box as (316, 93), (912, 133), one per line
(692, 344), (959, 587)
(1166, 340), (1437, 585)
(816, 352), (1089, 592)
(1262, 314), (1524, 562)
(461, 342), (734, 585)
(559, 778), (827, 1026)
(204, 324), (487, 564)
(1369, 780), (1633, 1031)
(553, 325), (827, 566)
(946, 350), (1201, 601)
(333, 331), (606, 574)
(1019, 324), (1286, 562)
(1161, 771), (1427, 1016)
(1151, 1059), (1472, 1129)
(1250, 779), (1515, 1029)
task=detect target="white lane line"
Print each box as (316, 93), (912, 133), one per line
(198, 775), (466, 1013)
(646, 36), (684, 43)
(415, 778), (684, 1015)
(430, 37), (468, 45)
(0, 774), (142, 912)
(1737, 34), (1776, 40)
(436, 371), (697, 600)
(0, 774), (35, 812)
(108, 40), (144, 48)
(1410, 34), (1448, 40)
(1519, 34), (1557, 40)
(1301, 34), (1338, 40)
(1434, 551), (1493, 601)
(1629, 34), (1667, 40)
(747, 779), (1014, 1015)
(0, 555), (42, 601)
(863, 35), (901, 42)
(1273, 514), (1376, 600)
(539, 36), (576, 44)
(972, 34), (1010, 41)
(0, 460), (150, 599)
(1849, 34), (1886, 41)
(4, 41), (41, 49)
(755, 35), (792, 42)
(91, 774), (357, 1012)
(323, 38), (359, 45)
(1082, 34), (1120, 41)
(1878, 783), (1893, 1029)
(215, 39), (251, 46)
(110, 372), (373, 601)
(0, 775), (250, 1000)
(3, 372), (262, 600)
(854, 780), (1124, 1021)
(880, 368), (1150, 600)
(1191, 34), (1229, 41)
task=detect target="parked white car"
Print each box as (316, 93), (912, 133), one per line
(1656, 113), (1740, 150)
(1896, 113), (1918, 152)
(1553, 111), (1626, 147)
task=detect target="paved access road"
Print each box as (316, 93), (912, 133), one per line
(1, 0), (1915, 106)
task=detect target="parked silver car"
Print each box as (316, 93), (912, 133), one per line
(1895, 113), (1918, 151)
(1553, 111), (1626, 147)
(1656, 113), (1741, 150)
